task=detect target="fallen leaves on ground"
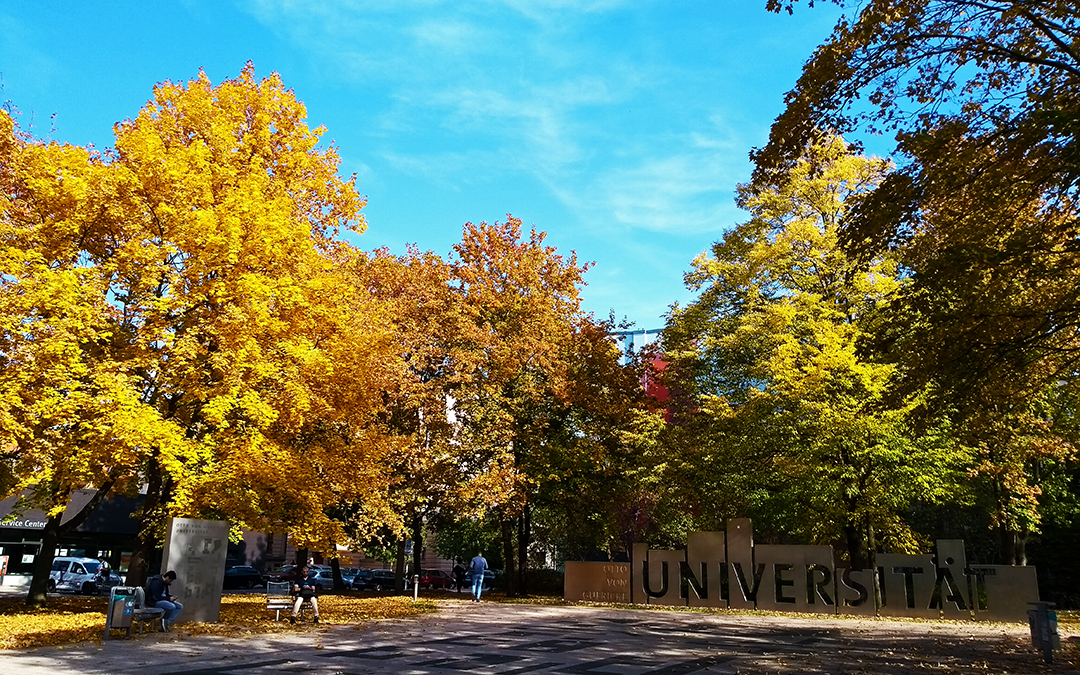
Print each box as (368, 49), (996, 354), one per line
(0, 594), (436, 650)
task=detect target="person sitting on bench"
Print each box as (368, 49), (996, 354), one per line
(146, 570), (184, 630)
(291, 565), (320, 624)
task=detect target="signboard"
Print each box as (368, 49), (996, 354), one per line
(567, 519), (1040, 622)
(162, 518), (229, 623)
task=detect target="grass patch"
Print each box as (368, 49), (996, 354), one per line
(0, 593), (436, 650)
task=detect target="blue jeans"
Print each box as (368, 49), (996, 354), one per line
(471, 574), (484, 600)
(155, 600), (183, 628)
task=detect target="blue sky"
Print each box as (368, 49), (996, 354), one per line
(1, 0), (844, 330)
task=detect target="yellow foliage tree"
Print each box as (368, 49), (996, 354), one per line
(1, 65), (400, 606)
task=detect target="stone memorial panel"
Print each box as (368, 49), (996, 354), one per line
(162, 517), (229, 623)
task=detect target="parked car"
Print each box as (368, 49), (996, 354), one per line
(222, 565), (265, 589)
(49, 556), (120, 595)
(311, 569), (337, 590)
(266, 565), (302, 584)
(340, 568), (359, 586)
(351, 568), (374, 590)
(465, 569), (495, 590)
(418, 569), (454, 589)
(369, 569), (397, 591)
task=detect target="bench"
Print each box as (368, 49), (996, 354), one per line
(266, 581), (292, 621)
(132, 586), (167, 634)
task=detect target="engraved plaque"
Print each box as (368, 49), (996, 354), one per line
(601, 521), (1040, 622)
(644, 549), (686, 606)
(631, 542), (648, 605)
(934, 540), (971, 619)
(972, 565), (1039, 622)
(726, 518), (755, 610)
(564, 562), (631, 603)
(836, 567), (876, 616)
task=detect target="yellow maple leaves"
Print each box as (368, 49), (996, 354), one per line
(0, 594), (436, 650)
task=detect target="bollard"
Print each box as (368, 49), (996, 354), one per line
(413, 575), (419, 601)
(1027, 601), (1060, 663)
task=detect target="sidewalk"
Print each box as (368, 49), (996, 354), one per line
(0, 600), (1072, 675)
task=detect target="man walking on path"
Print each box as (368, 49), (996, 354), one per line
(469, 552), (488, 602)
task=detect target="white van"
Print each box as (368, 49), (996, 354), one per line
(48, 556), (121, 595)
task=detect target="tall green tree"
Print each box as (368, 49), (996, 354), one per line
(663, 136), (968, 566)
(757, 0), (1080, 561)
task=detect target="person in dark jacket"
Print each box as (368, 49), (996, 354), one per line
(453, 560), (466, 592)
(290, 565), (320, 624)
(146, 570), (184, 630)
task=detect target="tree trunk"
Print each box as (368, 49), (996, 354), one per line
(999, 525), (1017, 565)
(25, 512), (63, 609)
(395, 538), (407, 594)
(412, 515), (424, 588)
(25, 477), (119, 608)
(1016, 529), (1029, 566)
(330, 555), (343, 591)
(126, 453), (169, 589)
(501, 516), (516, 597)
(867, 518), (881, 615)
(844, 523), (865, 570)
(517, 503), (531, 596)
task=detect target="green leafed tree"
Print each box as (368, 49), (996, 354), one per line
(756, 0), (1080, 563)
(662, 135), (970, 567)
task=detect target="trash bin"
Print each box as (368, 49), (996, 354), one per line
(1027, 601), (1059, 663)
(104, 586), (136, 641)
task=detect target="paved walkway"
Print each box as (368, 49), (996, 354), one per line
(0, 601), (1070, 675)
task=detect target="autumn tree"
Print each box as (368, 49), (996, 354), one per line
(757, 0), (1080, 560)
(662, 136), (968, 568)
(346, 247), (487, 592)
(445, 217), (647, 595)
(756, 0), (1080, 405)
(0, 112), (187, 606)
(1, 66), (401, 606)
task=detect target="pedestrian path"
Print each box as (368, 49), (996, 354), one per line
(0, 600), (1060, 674)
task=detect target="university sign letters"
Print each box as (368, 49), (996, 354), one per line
(565, 519), (1039, 622)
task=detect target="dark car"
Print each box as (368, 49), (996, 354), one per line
(351, 568), (374, 590)
(223, 565), (265, 589)
(266, 565), (301, 584)
(370, 569), (397, 591)
(419, 569), (454, 589)
(465, 569), (495, 589)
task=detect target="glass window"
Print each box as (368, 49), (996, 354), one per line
(71, 563), (86, 575)
(51, 560), (69, 572)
